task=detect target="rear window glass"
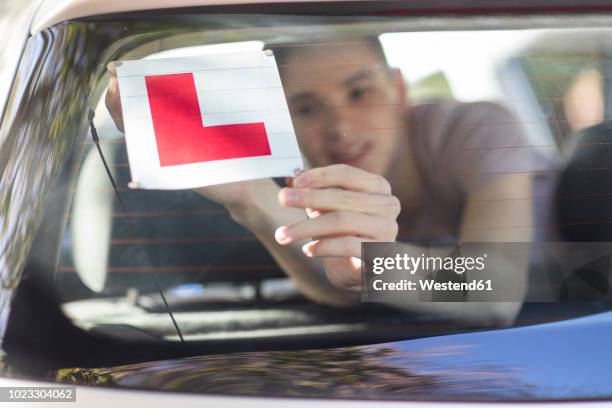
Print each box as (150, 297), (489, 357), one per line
(5, 13), (612, 346)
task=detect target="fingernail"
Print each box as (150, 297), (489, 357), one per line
(302, 242), (314, 257)
(275, 226), (291, 244)
(285, 189), (300, 203)
(293, 168), (303, 177)
(293, 173), (310, 188)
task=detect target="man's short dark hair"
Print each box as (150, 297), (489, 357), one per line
(269, 37), (389, 70)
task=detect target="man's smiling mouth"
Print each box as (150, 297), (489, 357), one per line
(330, 141), (373, 166)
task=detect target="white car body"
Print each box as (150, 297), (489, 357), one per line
(0, 1), (611, 407)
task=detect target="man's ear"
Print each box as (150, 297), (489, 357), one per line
(389, 67), (409, 106)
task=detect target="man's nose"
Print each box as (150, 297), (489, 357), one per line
(323, 106), (353, 143)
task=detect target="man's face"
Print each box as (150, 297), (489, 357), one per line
(282, 43), (408, 176)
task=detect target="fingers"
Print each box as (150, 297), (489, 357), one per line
(305, 207), (323, 219)
(275, 211), (397, 244)
(324, 257), (362, 289)
(276, 164), (399, 291)
(302, 236), (364, 258)
(106, 61), (118, 76)
(105, 64), (124, 132)
(293, 164), (391, 194)
(279, 187), (401, 217)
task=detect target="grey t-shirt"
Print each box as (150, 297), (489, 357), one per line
(399, 100), (557, 242)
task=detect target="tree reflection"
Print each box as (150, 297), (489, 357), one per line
(54, 345), (534, 400)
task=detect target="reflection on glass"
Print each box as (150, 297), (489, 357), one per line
(3, 15), (612, 355)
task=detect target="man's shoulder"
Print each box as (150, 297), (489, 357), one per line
(410, 99), (515, 126)
(408, 98), (527, 162)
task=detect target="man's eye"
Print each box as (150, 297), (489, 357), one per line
(295, 105), (319, 116)
(349, 86), (371, 102)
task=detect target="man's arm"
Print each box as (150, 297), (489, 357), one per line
(375, 173), (532, 325)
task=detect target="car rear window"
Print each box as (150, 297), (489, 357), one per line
(3, 11), (612, 351)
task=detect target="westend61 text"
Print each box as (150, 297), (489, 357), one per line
(372, 279), (493, 292)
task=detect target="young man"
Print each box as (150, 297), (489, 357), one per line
(106, 40), (551, 323)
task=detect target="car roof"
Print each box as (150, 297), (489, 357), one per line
(30, 0), (612, 36)
(30, 0), (353, 35)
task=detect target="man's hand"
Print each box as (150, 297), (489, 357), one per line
(275, 164), (401, 289)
